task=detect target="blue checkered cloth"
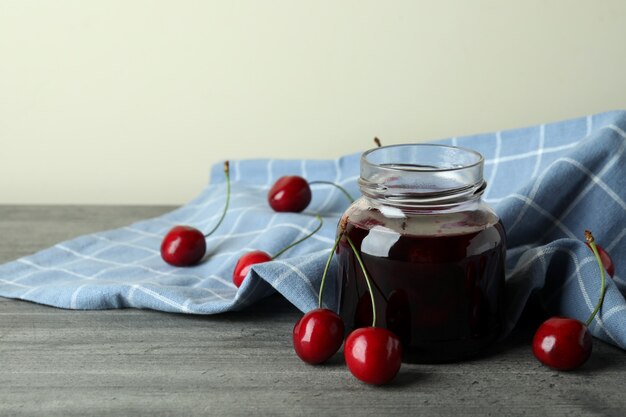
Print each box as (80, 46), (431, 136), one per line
(1, 111), (625, 349)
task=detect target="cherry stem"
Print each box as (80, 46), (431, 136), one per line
(272, 215), (323, 260)
(204, 161), (231, 237)
(308, 181), (355, 203)
(346, 235), (376, 328)
(585, 230), (607, 327)
(374, 137), (382, 147)
(318, 229), (343, 309)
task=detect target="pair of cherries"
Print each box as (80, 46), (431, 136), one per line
(293, 309), (402, 385)
(292, 223), (403, 385)
(532, 231), (613, 370)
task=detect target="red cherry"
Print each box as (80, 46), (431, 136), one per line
(232, 250), (272, 287)
(292, 308), (345, 364)
(586, 243), (615, 277)
(160, 225), (206, 266)
(344, 327), (402, 385)
(268, 176), (312, 213)
(532, 317), (592, 371)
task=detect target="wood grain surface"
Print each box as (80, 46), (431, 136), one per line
(0, 205), (624, 417)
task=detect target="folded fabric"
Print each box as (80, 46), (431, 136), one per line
(1, 111), (624, 349)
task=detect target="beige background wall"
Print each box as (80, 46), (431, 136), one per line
(1, 0), (625, 205)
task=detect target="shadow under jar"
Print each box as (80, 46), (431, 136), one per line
(337, 144), (506, 363)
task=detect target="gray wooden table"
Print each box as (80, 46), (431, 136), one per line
(1, 205), (625, 417)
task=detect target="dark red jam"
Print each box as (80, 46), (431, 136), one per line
(337, 209), (506, 363)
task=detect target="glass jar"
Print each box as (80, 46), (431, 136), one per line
(336, 144), (506, 363)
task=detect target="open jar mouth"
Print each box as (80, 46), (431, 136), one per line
(359, 144), (486, 206)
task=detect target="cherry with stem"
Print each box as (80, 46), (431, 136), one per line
(233, 215), (324, 288)
(160, 161), (231, 267)
(292, 218), (346, 364)
(532, 230), (607, 371)
(343, 221), (402, 385)
(275, 137), (381, 213)
(268, 176), (354, 213)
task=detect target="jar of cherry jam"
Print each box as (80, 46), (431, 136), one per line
(336, 144), (506, 363)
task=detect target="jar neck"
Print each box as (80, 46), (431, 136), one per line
(358, 144), (486, 208)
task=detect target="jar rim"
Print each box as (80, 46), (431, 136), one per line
(359, 143), (486, 206)
(361, 143), (484, 173)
